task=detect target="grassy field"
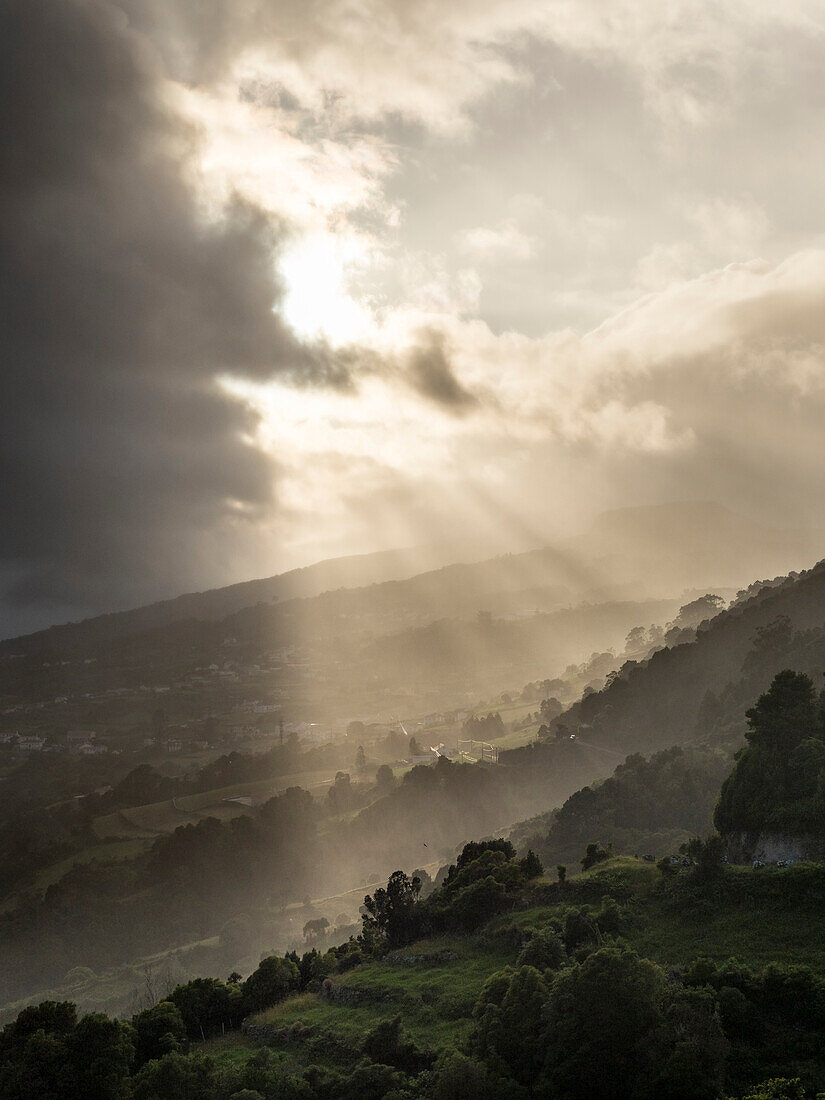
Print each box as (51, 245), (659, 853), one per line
(202, 856), (825, 1078)
(0, 836), (153, 915)
(244, 934), (511, 1054)
(493, 857), (825, 973)
(92, 766), (340, 839)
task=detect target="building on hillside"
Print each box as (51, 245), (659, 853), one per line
(18, 735), (46, 752)
(79, 742), (107, 755)
(166, 738), (182, 753)
(432, 743), (457, 759)
(411, 750), (439, 766)
(67, 730), (96, 752)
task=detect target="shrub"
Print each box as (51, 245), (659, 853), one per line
(581, 842), (611, 871)
(361, 1015), (431, 1075)
(519, 850), (544, 878)
(429, 1051), (508, 1100)
(517, 927), (567, 972)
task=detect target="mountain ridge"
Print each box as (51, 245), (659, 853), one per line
(3, 500), (822, 657)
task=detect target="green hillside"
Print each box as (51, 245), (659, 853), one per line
(4, 849), (825, 1098)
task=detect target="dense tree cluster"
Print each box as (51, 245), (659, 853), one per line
(3, 827), (825, 1098)
(512, 744), (731, 868)
(461, 712), (505, 741)
(715, 670), (825, 842)
(361, 840), (544, 947)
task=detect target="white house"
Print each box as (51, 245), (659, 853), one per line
(67, 730), (95, 752)
(18, 736), (46, 752)
(79, 742), (107, 755)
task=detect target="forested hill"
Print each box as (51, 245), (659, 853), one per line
(536, 557), (825, 758)
(4, 501), (821, 656)
(0, 543), (477, 655)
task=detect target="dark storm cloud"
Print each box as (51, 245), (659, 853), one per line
(0, 0), (336, 627)
(405, 331), (478, 414)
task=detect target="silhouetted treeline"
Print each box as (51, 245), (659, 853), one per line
(4, 832), (825, 1098)
(512, 744), (732, 868)
(529, 559), (825, 759)
(716, 669), (825, 848)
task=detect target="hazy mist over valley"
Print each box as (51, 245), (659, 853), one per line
(4, 3), (825, 1098)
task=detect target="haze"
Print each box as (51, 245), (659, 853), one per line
(4, 1), (825, 636)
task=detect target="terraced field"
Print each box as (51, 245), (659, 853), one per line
(92, 766), (339, 839)
(202, 857), (825, 1078)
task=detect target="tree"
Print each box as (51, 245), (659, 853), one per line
(228, 1048), (310, 1098)
(241, 956), (299, 1013)
(519, 849), (543, 878)
(361, 1015), (430, 1074)
(540, 697), (563, 722)
(581, 842), (611, 871)
(454, 839), (514, 871)
(739, 1080), (806, 1100)
(744, 670), (820, 755)
(362, 870), (422, 947)
(374, 763), (395, 794)
(644, 986), (727, 1100)
(517, 928), (566, 972)
(557, 864), (567, 883)
(410, 866), (434, 896)
(355, 745), (367, 771)
(625, 626), (647, 653)
(409, 736), (421, 757)
(0, 1002), (133, 1100)
(540, 947), (666, 1100)
(327, 771), (353, 815)
(429, 1051), (502, 1100)
(302, 917), (329, 945)
(473, 965), (549, 1088)
(684, 835), (725, 880)
(131, 1051), (218, 1100)
(715, 670), (825, 839)
(0, 1001), (77, 1100)
(132, 1000), (186, 1067)
(67, 1013), (134, 1100)
(170, 978), (242, 1040)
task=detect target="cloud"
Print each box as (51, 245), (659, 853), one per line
(5, 0), (825, 634)
(461, 221), (537, 262)
(120, 0), (540, 132)
(404, 331), (479, 413)
(0, 0), (331, 628)
(117, 0), (824, 142)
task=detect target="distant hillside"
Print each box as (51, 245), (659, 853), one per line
(542, 557), (825, 760)
(3, 501), (821, 658)
(0, 543), (484, 654)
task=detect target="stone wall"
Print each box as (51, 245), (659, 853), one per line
(727, 832), (825, 863)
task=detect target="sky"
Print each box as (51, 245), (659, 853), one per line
(3, 0), (825, 635)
